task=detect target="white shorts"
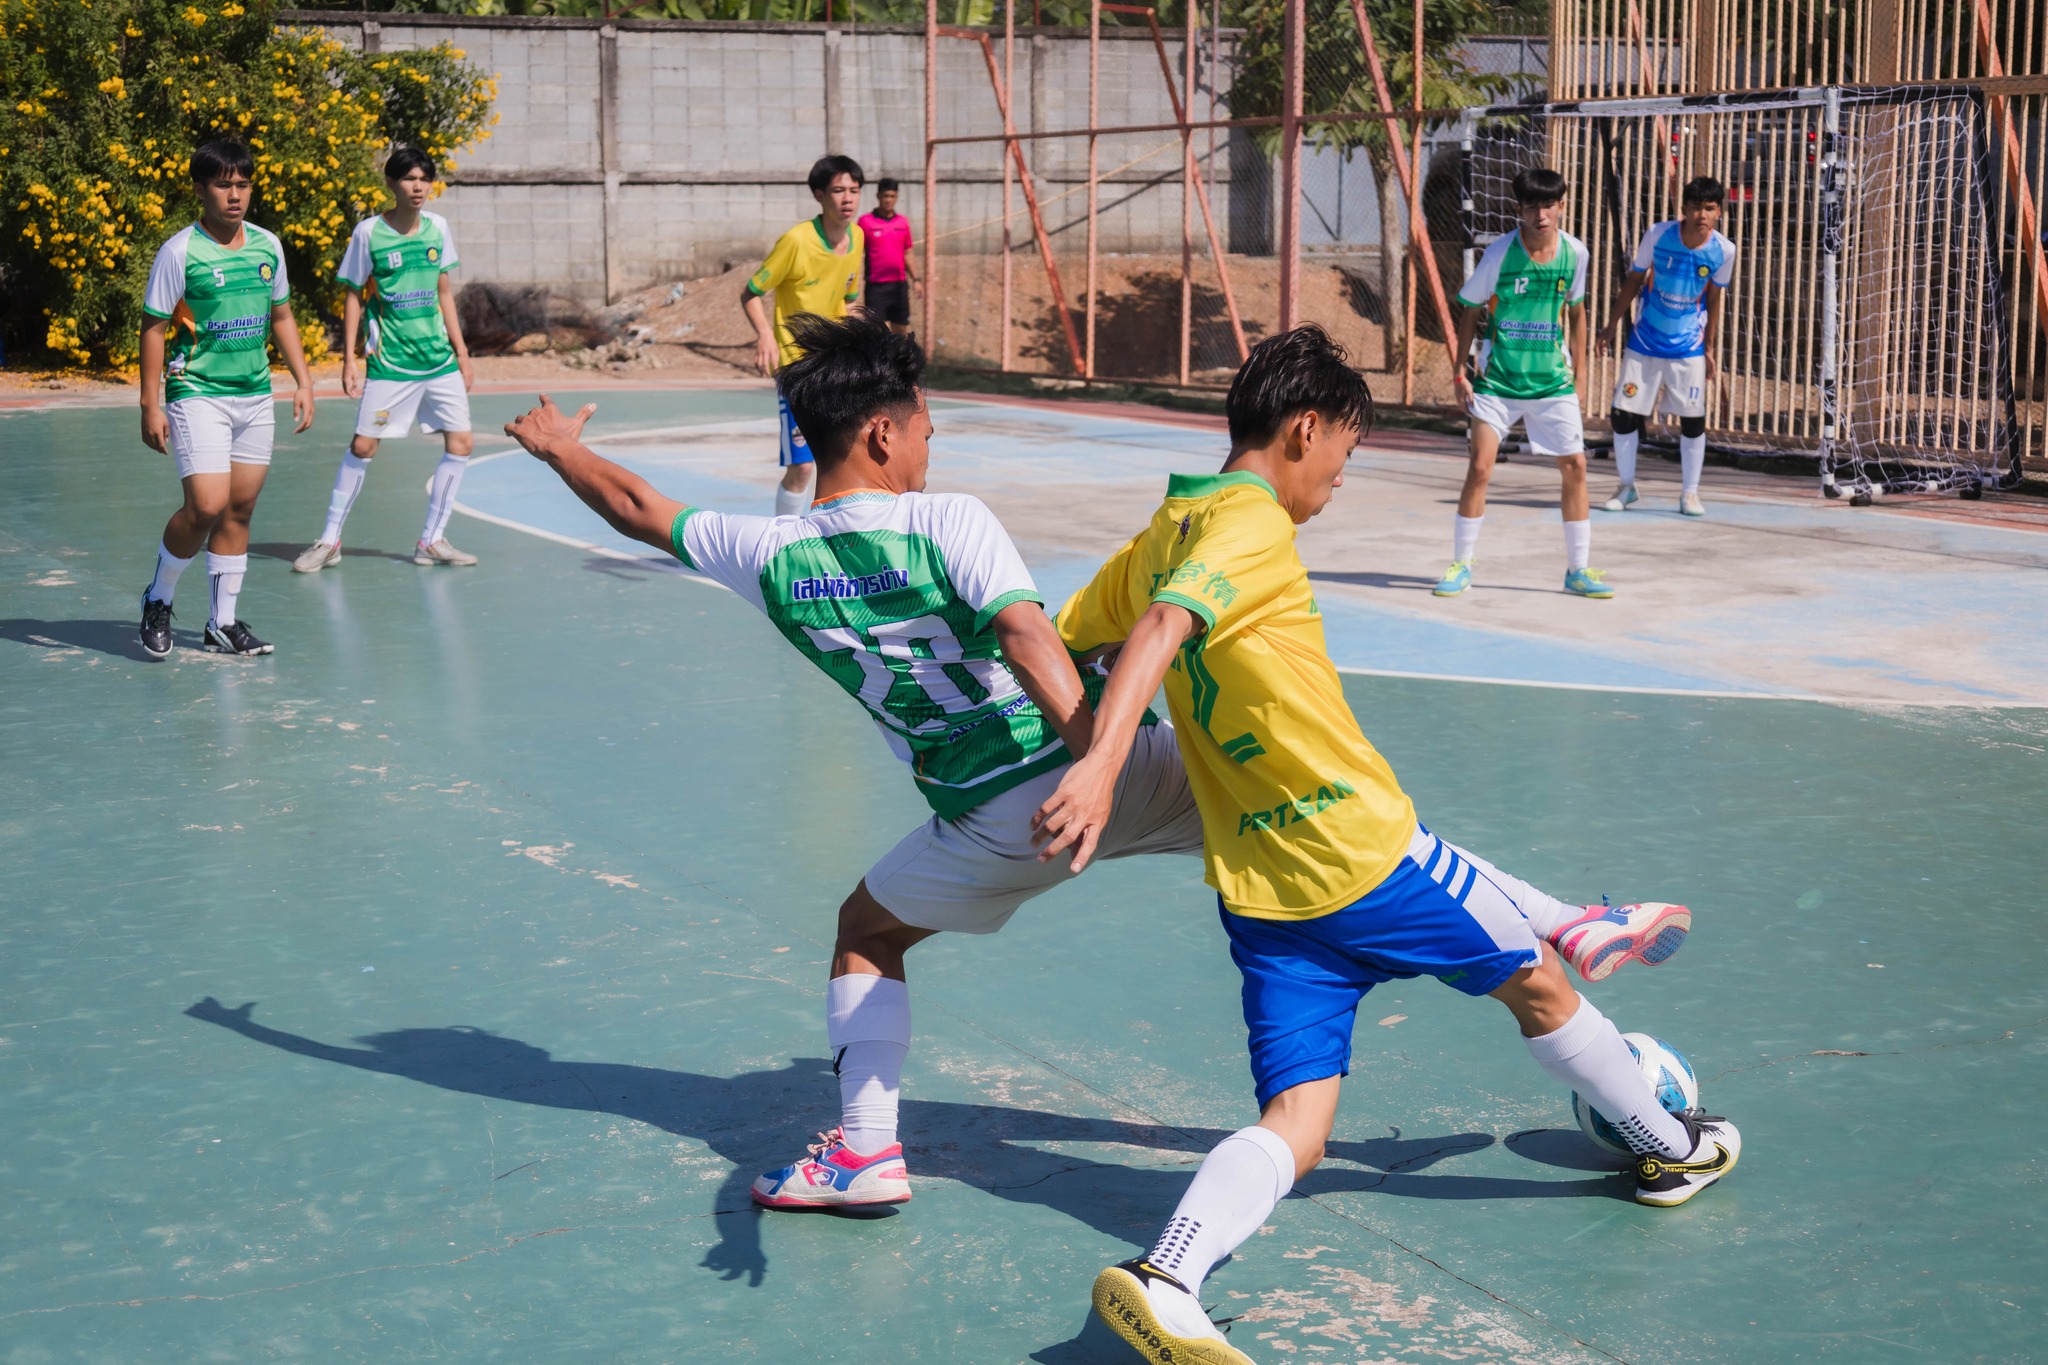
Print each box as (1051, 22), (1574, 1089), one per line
(355, 373), (472, 439)
(865, 721), (1204, 935)
(1611, 349), (1707, 418)
(1467, 392), (1586, 457)
(167, 395), (275, 479)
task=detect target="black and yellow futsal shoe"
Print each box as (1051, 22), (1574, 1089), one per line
(1093, 1257), (1254, 1365)
(1634, 1109), (1742, 1207)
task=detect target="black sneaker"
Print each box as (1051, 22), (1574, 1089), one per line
(204, 619), (274, 656)
(139, 592), (174, 660)
(1635, 1109), (1741, 1207)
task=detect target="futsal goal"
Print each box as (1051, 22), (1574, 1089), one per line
(1458, 88), (2023, 500)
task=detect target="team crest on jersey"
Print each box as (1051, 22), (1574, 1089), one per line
(1622, 382), (1639, 398)
(259, 262), (274, 283)
(1555, 278), (1569, 294)
(1696, 264), (1710, 277)
(1178, 514), (1192, 542)
(427, 247), (441, 263)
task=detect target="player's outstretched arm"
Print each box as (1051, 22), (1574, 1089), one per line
(1032, 599), (1199, 872)
(505, 395), (688, 553)
(991, 601), (1093, 760)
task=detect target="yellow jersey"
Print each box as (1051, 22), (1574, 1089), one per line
(1056, 470), (1417, 920)
(748, 217), (866, 367)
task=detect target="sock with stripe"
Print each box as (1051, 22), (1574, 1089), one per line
(1525, 996), (1690, 1158)
(206, 551), (248, 630)
(148, 542), (193, 605)
(420, 453), (468, 546)
(322, 452), (370, 545)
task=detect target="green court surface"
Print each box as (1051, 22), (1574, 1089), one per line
(3, 390), (2045, 1363)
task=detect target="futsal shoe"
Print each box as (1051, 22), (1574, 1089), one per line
(1551, 901), (1690, 982)
(1094, 1259), (1254, 1365)
(1634, 1110), (1741, 1207)
(1564, 567), (1615, 598)
(1602, 484), (1639, 512)
(751, 1127), (911, 1209)
(1432, 561), (1473, 597)
(1679, 491), (1707, 517)
(203, 620), (274, 656)
(292, 541), (342, 573)
(414, 539), (479, 567)
(139, 593), (174, 660)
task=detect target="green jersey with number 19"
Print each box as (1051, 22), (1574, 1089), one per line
(337, 212), (461, 382)
(143, 222), (291, 403)
(671, 489), (1063, 819)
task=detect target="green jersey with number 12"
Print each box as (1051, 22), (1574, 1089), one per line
(143, 222), (291, 403)
(672, 489), (1062, 819)
(337, 212), (461, 382)
(1458, 228), (1588, 400)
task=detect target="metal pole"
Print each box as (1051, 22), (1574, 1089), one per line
(1086, 0), (1101, 378)
(1458, 107), (1476, 379)
(1180, 0), (1196, 385)
(1818, 85), (1843, 493)
(1402, 0), (1420, 404)
(1279, 0), (1302, 331)
(923, 0), (937, 347)
(1001, 0), (1015, 371)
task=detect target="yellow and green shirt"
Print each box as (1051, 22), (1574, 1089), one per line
(747, 217), (865, 367)
(1057, 470), (1417, 920)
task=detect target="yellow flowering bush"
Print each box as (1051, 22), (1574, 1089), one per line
(0, 0), (496, 368)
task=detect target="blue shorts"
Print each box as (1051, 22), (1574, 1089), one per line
(1223, 825), (1542, 1108)
(777, 385), (812, 467)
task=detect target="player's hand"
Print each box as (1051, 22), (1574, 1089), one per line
(140, 404), (170, 454)
(341, 360), (363, 400)
(1031, 752), (1117, 873)
(754, 334), (779, 379)
(1703, 352), (1718, 383)
(1595, 325), (1614, 358)
(1451, 372), (1475, 412)
(291, 386), (315, 434)
(505, 393), (596, 459)
(459, 355), (475, 391)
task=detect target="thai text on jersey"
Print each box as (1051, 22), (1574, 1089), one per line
(1626, 222), (1736, 360)
(143, 224), (291, 403)
(672, 490), (1061, 819)
(1459, 230), (1588, 401)
(338, 213), (461, 381)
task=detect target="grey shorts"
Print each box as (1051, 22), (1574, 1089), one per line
(865, 721), (1203, 934)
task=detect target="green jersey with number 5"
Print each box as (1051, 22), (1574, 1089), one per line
(142, 222), (291, 403)
(337, 212), (461, 382)
(671, 488), (1065, 819)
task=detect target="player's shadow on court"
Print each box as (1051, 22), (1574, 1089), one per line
(0, 616), (158, 660)
(247, 541), (415, 565)
(183, 999), (1623, 1291)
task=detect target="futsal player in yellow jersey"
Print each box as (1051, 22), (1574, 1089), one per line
(1035, 328), (1740, 1365)
(744, 154), (867, 515)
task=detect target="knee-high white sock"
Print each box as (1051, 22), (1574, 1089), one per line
(1612, 428), (1639, 485)
(1434, 837), (1580, 940)
(774, 469), (814, 518)
(1679, 434), (1706, 494)
(1526, 997), (1689, 1158)
(322, 452), (370, 544)
(206, 552), (248, 629)
(827, 973), (911, 1155)
(1146, 1124), (1295, 1294)
(421, 453), (469, 545)
(1453, 514), (1483, 565)
(1563, 518), (1591, 571)
(148, 542), (193, 605)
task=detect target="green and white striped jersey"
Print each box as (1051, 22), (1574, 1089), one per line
(337, 212), (461, 382)
(1458, 229), (1589, 400)
(671, 489), (1060, 819)
(143, 222), (291, 403)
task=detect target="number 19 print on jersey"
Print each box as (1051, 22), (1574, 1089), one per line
(671, 490), (1061, 819)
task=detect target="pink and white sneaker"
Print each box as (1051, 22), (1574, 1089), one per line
(751, 1127), (912, 1210)
(1551, 902), (1691, 982)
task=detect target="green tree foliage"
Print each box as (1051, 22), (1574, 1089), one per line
(0, 0), (496, 367)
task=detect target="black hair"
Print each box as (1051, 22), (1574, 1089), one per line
(385, 146), (438, 182)
(876, 177), (900, 194)
(1681, 174), (1726, 207)
(1225, 325), (1373, 448)
(190, 139), (255, 184)
(808, 155), (866, 194)
(1511, 166), (1568, 205)
(779, 312), (924, 463)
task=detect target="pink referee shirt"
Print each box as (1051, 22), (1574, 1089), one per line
(858, 211), (914, 283)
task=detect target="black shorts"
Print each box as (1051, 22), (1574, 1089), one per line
(866, 280), (911, 326)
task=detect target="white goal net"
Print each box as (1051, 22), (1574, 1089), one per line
(1458, 89), (2019, 498)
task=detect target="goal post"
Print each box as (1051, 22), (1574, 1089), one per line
(1456, 87), (2022, 499)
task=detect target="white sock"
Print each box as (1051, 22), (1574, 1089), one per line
(321, 452), (370, 544)
(206, 551), (248, 630)
(774, 470), (813, 517)
(1432, 835), (1581, 940)
(1525, 997), (1690, 1158)
(827, 973), (911, 1155)
(1563, 518), (1591, 571)
(1452, 514), (1483, 565)
(1146, 1124), (1295, 1293)
(1612, 428), (1639, 486)
(421, 453), (469, 545)
(1680, 434), (1705, 494)
(148, 543), (193, 604)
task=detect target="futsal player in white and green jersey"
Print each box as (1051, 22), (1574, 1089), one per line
(294, 147), (479, 573)
(502, 314), (1206, 1209)
(138, 139), (316, 659)
(1437, 166), (1612, 600)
